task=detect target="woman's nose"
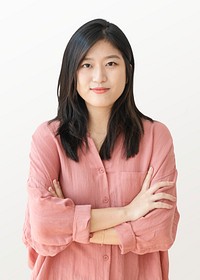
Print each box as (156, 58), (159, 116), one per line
(92, 66), (107, 83)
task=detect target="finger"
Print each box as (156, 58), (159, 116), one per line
(48, 186), (57, 197)
(154, 201), (173, 209)
(142, 167), (153, 191)
(153, 192), (176, 202)
(149, 181), (174, 194)
(53, 180), (64, 198)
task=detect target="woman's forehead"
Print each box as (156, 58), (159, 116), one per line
(83, 40), (122, 59)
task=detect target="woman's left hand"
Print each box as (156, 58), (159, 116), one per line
(48, 180), (65, 198)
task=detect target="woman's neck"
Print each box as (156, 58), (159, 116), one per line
(87, 106), (111, 152)
(87, 106), (110, 135)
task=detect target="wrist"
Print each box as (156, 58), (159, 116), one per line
(90, 228), (120, 245)
(123, 205), (134, 222)
(117, 206), (130, 223)
(90, 231), (102, 244)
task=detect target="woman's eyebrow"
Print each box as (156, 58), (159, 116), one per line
(105, 55), (122, 60)
(83, 55), (122, 61)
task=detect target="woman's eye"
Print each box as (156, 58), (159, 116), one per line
(106, 62), (117, 67)
(82, 63), (91, 68)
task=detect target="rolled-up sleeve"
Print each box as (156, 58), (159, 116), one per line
(115, 122), (180, 255)
(23, 122), (91, 257)
(73, 205), (92, 243)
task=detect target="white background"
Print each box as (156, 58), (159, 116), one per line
(0, 0), (199, 279)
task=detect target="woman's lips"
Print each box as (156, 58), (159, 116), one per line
(90, 87), (110, 94)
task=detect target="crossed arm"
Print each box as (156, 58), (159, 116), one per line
(24, 121), (179, 256)
(48, 167), (176, 245)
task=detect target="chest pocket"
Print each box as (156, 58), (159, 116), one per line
(107, 171), (147, 207)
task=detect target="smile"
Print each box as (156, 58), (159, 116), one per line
(90, 87), (110, 94)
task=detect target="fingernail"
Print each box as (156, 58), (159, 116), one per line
(149, 167), (153, 172)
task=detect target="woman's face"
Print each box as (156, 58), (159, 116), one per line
(76, 40), (126, 112)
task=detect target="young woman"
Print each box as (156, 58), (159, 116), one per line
(23, 18), (179, 279)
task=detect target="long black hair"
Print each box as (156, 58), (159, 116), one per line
(52, 18), (152, 161)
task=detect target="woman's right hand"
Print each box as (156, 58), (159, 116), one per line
(124, 167), (176, 221)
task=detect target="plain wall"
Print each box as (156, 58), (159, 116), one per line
(0, 0), (199, 279)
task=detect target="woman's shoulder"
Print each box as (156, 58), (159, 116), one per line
(32, 119), (60, 138)
(142, 119), (173, 140)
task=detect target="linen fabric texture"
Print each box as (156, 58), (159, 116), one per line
(23, 119), (179, 280)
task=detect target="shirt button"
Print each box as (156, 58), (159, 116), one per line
(98, 168), (105, 173)
(103, 255), (109, 261)
(103, 197), (109, 203)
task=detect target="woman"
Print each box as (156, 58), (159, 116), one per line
(23, 18), (179, 279)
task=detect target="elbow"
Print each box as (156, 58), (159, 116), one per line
(31, 239), (71, 257)
(26, 225), (72, 257)
(134, 212), (180, 255)
(164, 208), (180, 251)
(28, 219), (73, 257)
(28, 198), (75, 248)
(134, 233), (175, 256)
(162, 208), (180, 251)
(31, 220), (53, 245)
(31, 221), (72, 248)
(137, 212), (180, 255)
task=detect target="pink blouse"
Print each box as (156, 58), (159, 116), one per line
(23, 119), (179, 280)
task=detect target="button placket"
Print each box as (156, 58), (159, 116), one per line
(98, 167), (105, 173)
(103, 255), (109, 261)
(103, 196), (109, 203)
(98, 166), (110, 206)
(102, 245), (111, 280)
